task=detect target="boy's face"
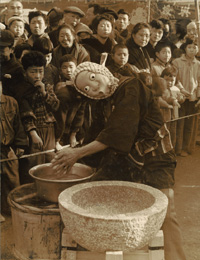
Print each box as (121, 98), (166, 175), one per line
(9, 20), (24, 37)
(163, 75), (176, 88)
(45, 53), (52, 66)
(150, 28), (163, 44)
(59, 28), (74, 48)
(25, 66), (44, 85)
(0, 46), (12, 62)
(97, 19), (112, 38)
(30, 16), (46, 36)
(7, 1), (23, 18)
(156, 47), (171, 64)
(64, 12), (81, 27)
(116, 14), (130, 31)
(61, 61), (76, 80)
(185, 44), (198, 59)
(112, 47), (129, 67)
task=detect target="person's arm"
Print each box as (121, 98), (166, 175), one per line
(51, 141), (108, 174)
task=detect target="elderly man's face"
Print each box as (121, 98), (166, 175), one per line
(75, 71), (112, 99)
(7, 1), (23, 18)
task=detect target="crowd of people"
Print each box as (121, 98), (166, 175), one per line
(1, 0), (200, 259)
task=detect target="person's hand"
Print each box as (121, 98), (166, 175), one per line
(69, 133), (77, 148)
(51, 146), (80, 175)
(195, 99), (200, 108)
(180, 88), (191, 98)
(34, 81), (46, 96)
(16, 148), (24, 157)
(30, 130), (43, 150)
(168, 105), (174, 109)
(55, 141), (63, 151)
(173, 99), (181, 108)
(56, 82), (67, 91)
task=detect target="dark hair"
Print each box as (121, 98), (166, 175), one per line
(29, 10), (47, 24)
(138, 71), (151, 84)
(155, 41), (171, 53)
(59, 54), (77, 67)
(131, 22), (150, 35)
(57, 24), (76, 38)
(14, 42), (32, 59)
(161, 66), (178, 78)
(112, 43), (128, 54)
(180, 37), (198, 52)
(149, 19), (164, 30)
(175, 19), (191, 41)
(91, 14), (114, 34)
(152, 76), (167, 96)
(117, 9), (130, 19)
(88, 3), (102, 15)
(47, 7), (63, 28)
(21, 51), (46, 70)
(32, 37), (53, 55)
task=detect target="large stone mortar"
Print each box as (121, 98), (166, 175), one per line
(58, 181), (168, 252)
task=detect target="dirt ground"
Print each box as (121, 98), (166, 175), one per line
(1, 144), (200, 260)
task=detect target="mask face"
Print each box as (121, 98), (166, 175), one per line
(75, 71), (114, 99)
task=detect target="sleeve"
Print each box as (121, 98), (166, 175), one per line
(13, 101), (29, 148)
(70, 101), (87, 133)
(96, 79), (141, 153)
(45, 84), (60, 111)
(77, 45), (90, 64)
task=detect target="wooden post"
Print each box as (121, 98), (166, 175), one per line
(147, 0), (151, 23)
(195, 0), (200, 50)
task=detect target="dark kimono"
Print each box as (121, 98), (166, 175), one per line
(126, 37), (151, 71)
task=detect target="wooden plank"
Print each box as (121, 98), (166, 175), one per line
(148, 230), (164, 248)
(106, 251), (123, 260)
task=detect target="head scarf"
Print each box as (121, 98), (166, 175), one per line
(71, 62), (119, 99)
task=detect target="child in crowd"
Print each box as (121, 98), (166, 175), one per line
(161, 66), (186, 147)
(151, 41), (172, 77)
(32, 37), (59, 86)
(28, 10), (49, 46)
(146, 19), (164, 62)
(0, 80), (28, 217)
(51, 24), (90, 68)
(0, 30), (25, 101)
(7, 16), (28, 47)
(13, 42), (32, 63)
(54, 54), (87, 147)
(107, 44), (140, 78)
(20, 51), (60, 168)
(172, 38), (200, 156)
(138, 71), (152, 89)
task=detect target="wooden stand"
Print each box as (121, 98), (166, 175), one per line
(61, 229), (164, 260)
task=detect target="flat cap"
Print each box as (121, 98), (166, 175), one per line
(64, 6), (85, 18)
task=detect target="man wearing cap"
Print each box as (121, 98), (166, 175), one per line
(0, 29), (25, 101)
(63, 6), (86, 34)
(51, 62), (187, 260)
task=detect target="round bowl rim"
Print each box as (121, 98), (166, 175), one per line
(58, 181), (168, 220)
(29, 163), (95, 183)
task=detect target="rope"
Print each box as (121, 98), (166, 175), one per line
(166, 112), (200, 123)
(1, 112), (200, 163)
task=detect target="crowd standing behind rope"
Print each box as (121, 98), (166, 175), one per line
(1, 0), (200, 259)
